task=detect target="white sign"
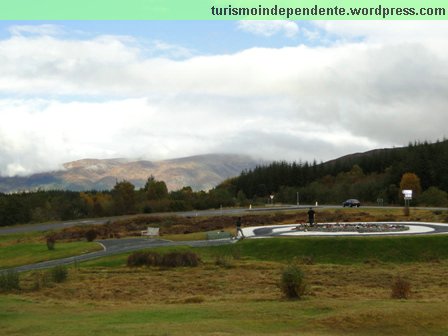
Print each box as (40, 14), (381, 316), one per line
(402, 190), (413, 199)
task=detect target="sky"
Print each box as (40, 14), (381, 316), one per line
(0, 20), (448, 176)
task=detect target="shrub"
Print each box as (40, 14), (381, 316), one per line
(215, 255), (233, 268)
(127, 251), (152, 267)
(183, 296), (205, 304)
(145, 252), (163, 266)
(0, 270), (20, 292)
(127, 251), (200, 268)
(46, 235), (56, 250)
(162, 252), (200, 267)
(280, 264), (306, 299)
(50, 265), (68, 283)
(293, 255), (315, 265)
(403, 206), (410, 217)
(85, 229), (98, 242)
(31, 271), (52, 290)
(391, 276), (411, 299)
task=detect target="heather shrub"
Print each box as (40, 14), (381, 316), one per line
(31, 271), (52, 290)
(162, 252), (200, 267)
(85, 229), (98, 242)
(127, 251), (200, 267)
(46, 235), (56, 250)
(50, 265), (68, 283)
(127, 251), (152, 267)
(215, 255), (233, 268)
(177, 252), (200, 267)
(0, 270), (20, 292)
(403, 206), (410, 217)
(391, 276), (411, 299)
(280, 264), (306, 299)
(293, 255), (315, 265)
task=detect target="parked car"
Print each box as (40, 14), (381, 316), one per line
(343, 199), (361, 207)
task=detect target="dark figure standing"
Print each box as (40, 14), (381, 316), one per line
(307, 207), (315, 227)
(236, 216), (245, 239)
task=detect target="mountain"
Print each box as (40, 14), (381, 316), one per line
(0, 154), (263, 193)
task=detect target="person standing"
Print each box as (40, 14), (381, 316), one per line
(236, 216), (245, 239)
(307, 207), (315, 227)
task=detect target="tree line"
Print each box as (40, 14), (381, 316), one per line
(1, 140), (447, 227)
(219, 139), (448, 206)
(0, 176), (234, 227)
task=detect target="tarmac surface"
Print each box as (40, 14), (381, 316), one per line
(3, 221), (448, 273)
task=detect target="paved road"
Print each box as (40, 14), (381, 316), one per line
(3, 238), (236, 273)
(4, 220), (448, 274)
(0, 205), (310, 235)
(2, 204), (447, 236)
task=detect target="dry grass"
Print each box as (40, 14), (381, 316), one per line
(4, 259), (448, 335)
(20, 260), (448, 304)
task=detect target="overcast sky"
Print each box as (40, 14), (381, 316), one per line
(1, 20), (447, 176)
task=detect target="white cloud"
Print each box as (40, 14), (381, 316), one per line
(237, 20), (299, 38)
(8, 24), (63, 36)
(151, 40), (195, 59)
(1, 22), (448, 176)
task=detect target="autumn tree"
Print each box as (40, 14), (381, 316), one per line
(399, 172), (422, 198)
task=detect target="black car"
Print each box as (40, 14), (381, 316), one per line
(342, 199), (361, 207)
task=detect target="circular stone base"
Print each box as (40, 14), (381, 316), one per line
(292, 223), (409, 233)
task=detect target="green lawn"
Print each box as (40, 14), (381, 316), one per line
(207, 235), (448, 263)
(1, 295), (447, 336)
(0, 236), (102, 269)
(79, 234), (448, 269)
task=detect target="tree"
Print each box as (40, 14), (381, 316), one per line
(417, 187), (448, 207)
(399, 172), (422, 198)
(236, 190), (247, 205)
(112, 180), (136, 215)
(144, 176), (168, 200)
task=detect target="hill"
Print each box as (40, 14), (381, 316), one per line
(0, 154), (262, 193)
(223, 140), (448, 206)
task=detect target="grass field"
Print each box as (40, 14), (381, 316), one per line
(0, 232), (102, 269)
(2, 295), (448, 336)
(2, 208), (448, 335)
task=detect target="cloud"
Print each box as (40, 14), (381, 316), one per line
(151, 40), (195, 59)
(237, 20), (299, 38)
(1, 22), (448, 176)
(8, 24), (64, 37)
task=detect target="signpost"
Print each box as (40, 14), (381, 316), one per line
(402, 189), (413, 207)
(402, 189), (412, 216)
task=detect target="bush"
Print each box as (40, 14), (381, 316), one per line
(31, 271), (52, 290)
(46, 235), (56, 250)
(0, 270), (20, 292)
(280, 264), (306, 299)
(162, 252), (200, 267)
(85, 229), (98, 242)
(127, 251), (200, 268)
(292, 255), (314, 265)
(50, 265), (68, 283)
(391, 276), (411, 299)
(215, 255), (233, 268)
(127, 251), (151, 267)
(403, 206), (410, 217)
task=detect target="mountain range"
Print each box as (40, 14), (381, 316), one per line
(0, 154), (263, 193)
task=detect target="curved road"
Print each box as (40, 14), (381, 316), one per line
(2, 204), (448, 235)
(3, 221), (448, 274)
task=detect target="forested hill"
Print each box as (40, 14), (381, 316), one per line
(220, 140), (448, 206)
